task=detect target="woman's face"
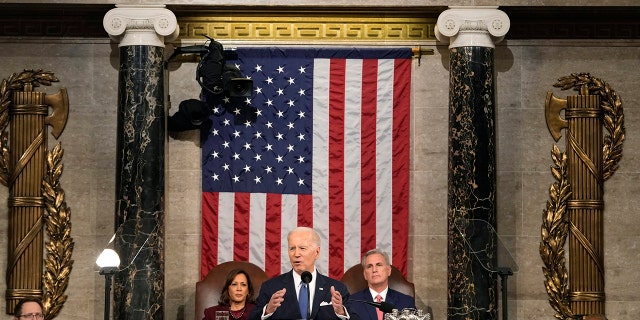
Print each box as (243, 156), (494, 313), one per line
(228, 273), (249, 304)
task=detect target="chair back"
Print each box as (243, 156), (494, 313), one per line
(340, 264), (415, 298)
(195, 261), (269, 320)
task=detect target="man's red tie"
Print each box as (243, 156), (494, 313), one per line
(375, 295), (383, 320)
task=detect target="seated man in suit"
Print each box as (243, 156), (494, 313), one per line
(248, 227), (354, 320)
(350, 249), (415, 320)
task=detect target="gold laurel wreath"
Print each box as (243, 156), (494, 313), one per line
(540, 145), (575, 320)
(0, 70), (73, 318)
(41, 142), (74, 319)
(540, 73), (625, 319)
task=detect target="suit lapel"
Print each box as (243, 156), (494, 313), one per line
(386, 289), (401, 311)
(282, 271), (302, 318)
(311, 273), (329, 318)
(366, 291), (379, 320)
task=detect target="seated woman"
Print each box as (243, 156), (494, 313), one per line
(203, 268), (255, 320)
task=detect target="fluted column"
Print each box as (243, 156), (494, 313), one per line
(103, 5), (178, 320)
(435, 7), (509, 320)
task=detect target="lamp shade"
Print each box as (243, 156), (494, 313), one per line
(96, 248), (121, 268)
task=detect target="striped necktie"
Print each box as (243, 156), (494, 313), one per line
(375, 294), (383, 320)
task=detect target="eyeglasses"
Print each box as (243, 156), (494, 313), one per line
(18, 313), (44, 320)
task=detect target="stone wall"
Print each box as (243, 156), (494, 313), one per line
(0, 5), (639, 320)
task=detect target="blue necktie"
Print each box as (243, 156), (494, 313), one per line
(299, 281), (308, 319)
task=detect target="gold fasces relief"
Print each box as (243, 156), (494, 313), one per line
(540, 73), (625, 320)
(44, 89), (69, 140)
(551, 73), (625, 181)
(1, 70), (73, 319)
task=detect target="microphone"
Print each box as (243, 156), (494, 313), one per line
(301, 271), (312, 284)
(301, 271), (312, 319)
(350, 299), (395, 313)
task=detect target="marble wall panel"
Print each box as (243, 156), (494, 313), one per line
(411, 87), (448, 174)
(410, 170), (447, 236)
(496, 172), (521, 236)
(165, 233), (200, 320)
(522, 172), (556, 238)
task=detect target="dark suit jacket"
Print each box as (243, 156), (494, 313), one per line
(247, 270), (354, 320)
(349, 288), (415, 320)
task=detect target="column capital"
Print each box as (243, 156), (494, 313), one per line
(103, 4), (179, 47)
(435, 6), (510, 48)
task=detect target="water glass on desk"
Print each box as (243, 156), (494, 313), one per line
(215, 311), (229, 320)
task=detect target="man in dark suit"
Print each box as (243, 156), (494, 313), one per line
(248, 227), (354, 320)
(350, 249), (415, 320)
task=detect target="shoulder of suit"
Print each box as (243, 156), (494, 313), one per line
(263, 271), (292, 283)
(321, 274), (346, 285)
(388, 288), (411, 297)
(350, 289), (369, 298)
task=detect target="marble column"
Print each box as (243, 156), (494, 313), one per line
(435, 7), (509, 320)
(103, 5), (178, 320)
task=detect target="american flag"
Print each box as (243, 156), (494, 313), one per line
(201, 47), (411, 280)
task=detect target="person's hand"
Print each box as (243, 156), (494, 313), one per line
(330, 286), (346, 315)
(266, 288), (286, 315)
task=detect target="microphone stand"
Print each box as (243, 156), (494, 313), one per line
(306, 286), (311, 320)
(497, 267), (513, 320)
(301, 271), (313, 319)
(350, 299), (395, 313)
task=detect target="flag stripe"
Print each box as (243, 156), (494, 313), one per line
(281, 194), (299, 274)
(200, 47), (412, 279)
(375, 59), (395, 258)
(360, 59), (379, 258)
(218, 192), (235, 264)
(248, 192), (266, 265)
(265, 193), (281, 276)
(344, 59), (364, 271)
(312, 58), (330, 275)
(201, 192), (219, 277)
(392, 58), (411, 275)
(328, 59), (346, 278)
(234, 193), (250, 261)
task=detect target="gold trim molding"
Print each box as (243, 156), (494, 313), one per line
(175, 11), (436, 43)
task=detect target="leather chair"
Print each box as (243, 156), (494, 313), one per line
(340, 264), (415, 298)
(195, 261), (269, 320)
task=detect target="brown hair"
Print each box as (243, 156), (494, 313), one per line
(218, 269), (255, 305)
(13, 298), (44, 318)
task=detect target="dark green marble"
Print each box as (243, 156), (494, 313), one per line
(447, 46), (498, 320)
(113, 45), (166, 320)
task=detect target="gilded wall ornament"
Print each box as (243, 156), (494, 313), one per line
(541, 73), (625, 320)
(1, 70), (73, 319)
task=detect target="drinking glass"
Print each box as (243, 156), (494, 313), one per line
(215, 311), (230, 320)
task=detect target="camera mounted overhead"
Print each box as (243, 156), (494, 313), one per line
(170, 35), (253, 98)
(168, 36), (254, 132)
